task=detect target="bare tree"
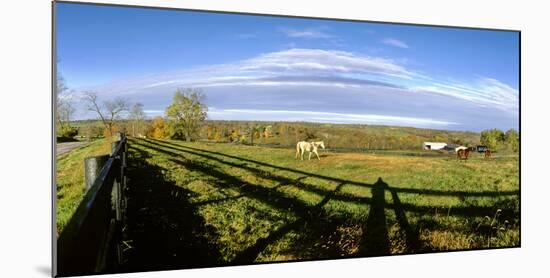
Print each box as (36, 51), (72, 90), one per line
(83, 91), (129, 137)
(56, 72), (75, 132)
(128, 102), (146, 137)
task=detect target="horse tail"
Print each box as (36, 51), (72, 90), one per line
(295, 142), (300, 158)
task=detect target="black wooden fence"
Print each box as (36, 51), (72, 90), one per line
(56, 134), (128, 277)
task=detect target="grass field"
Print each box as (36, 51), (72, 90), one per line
(55, 139), (111, 234)
(122, 138), (519, 269)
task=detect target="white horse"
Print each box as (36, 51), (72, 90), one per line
(296, 141), (325, 160)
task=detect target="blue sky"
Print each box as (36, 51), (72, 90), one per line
(56, 2), (519, 132)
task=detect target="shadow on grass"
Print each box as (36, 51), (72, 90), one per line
(122, 145), (222, 272)
(123, 138), (518, 268)
(129, 139), (427, 261)
(153, 139), (519, 198)
(139, 139), (517, 218)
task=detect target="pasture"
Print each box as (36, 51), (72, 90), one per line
(55, 139), (111, 234)
(123, 138), (519, 268)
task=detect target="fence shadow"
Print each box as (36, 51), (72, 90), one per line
(122, 145), (222, 272)
(124, 138), (517, 267)
(153, 139), (519, 198)
(142, 139), (518, 218)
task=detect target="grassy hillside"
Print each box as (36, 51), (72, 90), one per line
(123, 138), (519, 267)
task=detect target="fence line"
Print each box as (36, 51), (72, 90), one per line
(56, 133), (128, 277)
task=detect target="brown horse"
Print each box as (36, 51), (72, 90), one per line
(457, 148), (470, 161)
(484, 149), (492, 158)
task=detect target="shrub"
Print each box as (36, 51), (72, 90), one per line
(148, 117), (170, 139)
(57, 125), (78, 138)
(82, 124), (103, 141)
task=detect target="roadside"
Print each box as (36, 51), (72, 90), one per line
(56, 141), (89, 156)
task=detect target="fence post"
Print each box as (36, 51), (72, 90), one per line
(111, 141), (120, 156)
(84, 155), (109, 192)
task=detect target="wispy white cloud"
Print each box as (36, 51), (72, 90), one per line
(76, 47), (518, 131)
(114, 48), (415, 92)
(144, 109), (163, 115)
(83, 48), (517, 112)
(238, 48), (414, 78)
(279, 27), (333, 39)
(208, 108), (457, 127)
(411, 77), (519, 112)
(382, 38), (409, 49)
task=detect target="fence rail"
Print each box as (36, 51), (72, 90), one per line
(56, 134), (128, 277)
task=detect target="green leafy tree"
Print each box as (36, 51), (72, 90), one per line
(505, 129), (519, 152)
(480, 128), (505, 150)
(165, 88), (208, 141)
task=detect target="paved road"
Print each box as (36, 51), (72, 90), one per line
(56, 141), (88, 156)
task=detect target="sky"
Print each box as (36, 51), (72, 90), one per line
(56, 2), (520, 132)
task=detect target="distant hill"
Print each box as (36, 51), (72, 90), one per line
(68, 119), (481, 150)
(199, 120), (480, 151)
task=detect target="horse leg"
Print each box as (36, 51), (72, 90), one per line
(309, 152), (312, 160)
(301, 149), (304, 161)
(315, 150), (320, 160)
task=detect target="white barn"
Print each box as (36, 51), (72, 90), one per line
(423, 142), (447, 150)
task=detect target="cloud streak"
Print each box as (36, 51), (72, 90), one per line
(279, 27), (333, 39)
(208, 108), (457, 128)
(76, 48), (518, 131)
(381, 38), (409, 48)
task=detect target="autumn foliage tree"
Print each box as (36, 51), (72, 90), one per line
(165, 88), (208, 141)
(147, 116), (170, 139)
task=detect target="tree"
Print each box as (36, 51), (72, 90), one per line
(263, 125), (273, 138)
(129, 102), (146, 137)
(148, 116), (170, 139)
(56, 72), (76, 137)
(246, 125), (261, 145)
(83, 91), (129, 138)
(505, 129), (519, 152)
(165, 88), (208, 142)
(82, 123), (103, 141)
(480, 128), (505, 150)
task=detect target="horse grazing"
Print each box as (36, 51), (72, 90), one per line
(484, 149), (492, 158)
(296, 141), (325, 160)
(457, 148), (470, 161)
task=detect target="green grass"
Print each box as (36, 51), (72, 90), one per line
(124, 138), (519, 265)
(55, 139), (111, 234)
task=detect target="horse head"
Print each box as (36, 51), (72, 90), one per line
(318, 141), (325, 149)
